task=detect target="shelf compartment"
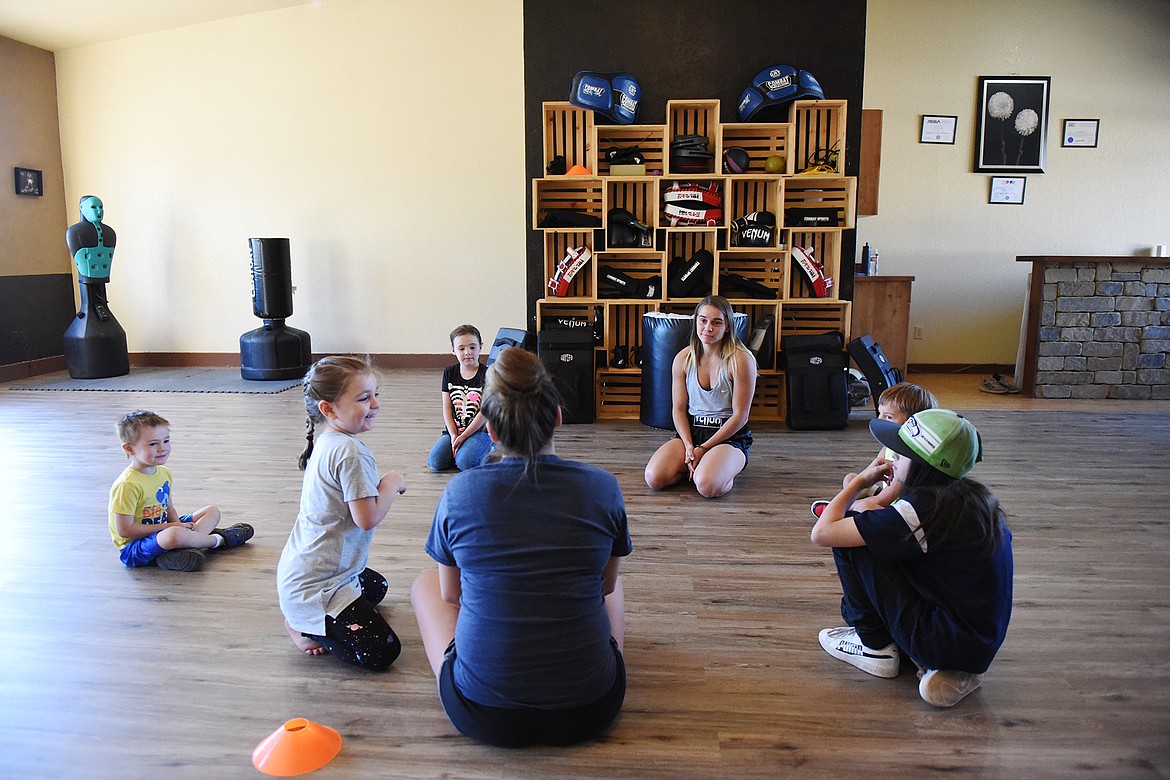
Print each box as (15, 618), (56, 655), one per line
(786, 230), (842, 300)
(533, 178), (605, 230)
(779, 300), (852, 342)
(596, 252), (666, 301)
(596, 370), (643, 420)
(536, 301), (602, 338)
(544, 231), (597, 300)
(594, 125), (666, 176)
(602, 302), (659, 358)
(727, 177), (782, 246)
(719, 123), (794, 175)
(543, 101), (594, 175)
(789, 99), (847, 174)
(718, 249), (788, 300)
(605, 178), (659, 236)
(660, 177), (726, 228)
(751, 371), (785, 421)
(783, 176), (856, 230)
(666, 100), (720, 175)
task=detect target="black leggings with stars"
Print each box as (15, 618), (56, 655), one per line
(303, 568), (402, 672)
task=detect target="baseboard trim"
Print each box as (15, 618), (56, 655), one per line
(3, 352), (454, 381)
(0, 355), (68, 383)
(907, 363), (1015, 375)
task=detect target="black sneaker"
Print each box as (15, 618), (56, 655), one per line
(212, 523), (255, 549)
(155, 548), (206, 572)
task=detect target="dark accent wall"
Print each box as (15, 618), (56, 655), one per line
(522, 0), (868, 328)
(0, 274), (76, 364)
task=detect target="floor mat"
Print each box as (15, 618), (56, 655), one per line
(3, 366), (301, 394)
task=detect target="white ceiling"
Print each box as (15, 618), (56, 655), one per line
(0, 0), (312, 52)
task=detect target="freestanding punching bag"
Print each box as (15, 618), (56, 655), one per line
(640, 313), (693, 429)
(639, 311), (750, 430)
(239, 238), (312, 380)
(63, 195), (130, 379)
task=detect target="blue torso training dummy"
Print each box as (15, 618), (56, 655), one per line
(66, 195), (117, 282)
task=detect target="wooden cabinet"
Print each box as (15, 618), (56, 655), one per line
(534, 99), (858, 420)
(850, 275), (914, 375)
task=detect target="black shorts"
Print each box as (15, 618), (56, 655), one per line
(683, 414), (753, 464)
(438, 638), (625, 748)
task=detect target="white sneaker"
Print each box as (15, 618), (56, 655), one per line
(818, 627), (900, 678)
(919, 669), (983, 707)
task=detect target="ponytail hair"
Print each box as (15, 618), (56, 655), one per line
(298, 355), (373, 470)
(479, 346), (560, 469)
(901, 459), (1006, 556)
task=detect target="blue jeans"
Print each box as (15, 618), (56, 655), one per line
(428, 429), (493, 471)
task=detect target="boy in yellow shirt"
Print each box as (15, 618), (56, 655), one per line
(108, 410), (252, 572)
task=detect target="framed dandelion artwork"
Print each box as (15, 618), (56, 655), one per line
(974, 76), (1050, 174)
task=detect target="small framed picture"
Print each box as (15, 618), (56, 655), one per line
(14, 167), (43, 197)
(1062, 119), (1099, 148)
(920, 115), (957, 144)
(989, 176), (1026, 205)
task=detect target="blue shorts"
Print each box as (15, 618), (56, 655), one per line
(118, 514), (193, 567)
(438, 638), (625, 748)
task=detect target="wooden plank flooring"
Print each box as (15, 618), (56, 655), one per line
(1, 371), (1168, 778)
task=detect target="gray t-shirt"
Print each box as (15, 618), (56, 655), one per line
(277, 429), (380, 635)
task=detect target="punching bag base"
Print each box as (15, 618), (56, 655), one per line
(240, 321), (312, 381)
(63, 312), (130, 380)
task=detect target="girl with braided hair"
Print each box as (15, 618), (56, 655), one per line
(411, 347), (631, 746)
(277, 355), (407, 671)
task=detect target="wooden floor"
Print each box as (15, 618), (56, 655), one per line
(1, 371), (1168, 778)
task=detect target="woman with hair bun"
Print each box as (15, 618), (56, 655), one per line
(411, 347), (631, 747)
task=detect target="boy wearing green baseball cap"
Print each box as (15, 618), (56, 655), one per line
(810, 409), (1013, 707)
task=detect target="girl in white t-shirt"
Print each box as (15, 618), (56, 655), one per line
(277, 355), (407, 671)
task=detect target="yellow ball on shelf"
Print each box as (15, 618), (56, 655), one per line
(764, 155), (785, 174)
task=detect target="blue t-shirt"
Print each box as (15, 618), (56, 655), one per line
(853, 491), (1013, 673)
(425, 454), (632, 708)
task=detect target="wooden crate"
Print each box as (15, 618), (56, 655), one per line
(752, 371), (785, 420)
(665, 229), (716, 300)
(718, 250), (787, 300)
(786, 230), (841, 300)
(595, 251), (666, 301)
(789, 99), (847, 174)
(666, 100), (720, 175)
(727, 177), (782, 231)
(543, 101), (593, 175)
(602, 302), (658, 357)
(594, 125), (666, 176)
(543, 231), (596, 300)
(660, 176), (726, 228)
(536, 300), (601, 335)
(532, 178), (604, 229)
(596, 369), (642, 420)
(719, 123), (794, 175)
(605, 178), (658, 231)
(779, 300), (852, 341)
(783, 176), (856, 230)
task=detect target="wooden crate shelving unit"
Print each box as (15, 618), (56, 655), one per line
(535, 98), (856, 421)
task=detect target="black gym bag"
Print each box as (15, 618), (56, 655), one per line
(781, 331), (850, 430)
(847, 334), (903, 416)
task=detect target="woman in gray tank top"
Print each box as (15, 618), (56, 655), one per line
(644, 296), (757, 498)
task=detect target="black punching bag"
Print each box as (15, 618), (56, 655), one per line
(239, 238), (312, 381)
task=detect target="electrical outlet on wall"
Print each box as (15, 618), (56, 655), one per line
(913, 326), (924, 340)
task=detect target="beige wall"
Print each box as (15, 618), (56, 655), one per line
(47, 0), (1170, 361)
(0, 36), (69, 277)
(55, 1), (526, 355)
(863, 0), (1170, 364)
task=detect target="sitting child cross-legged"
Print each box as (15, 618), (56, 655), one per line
(108, 410), (253, 573)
